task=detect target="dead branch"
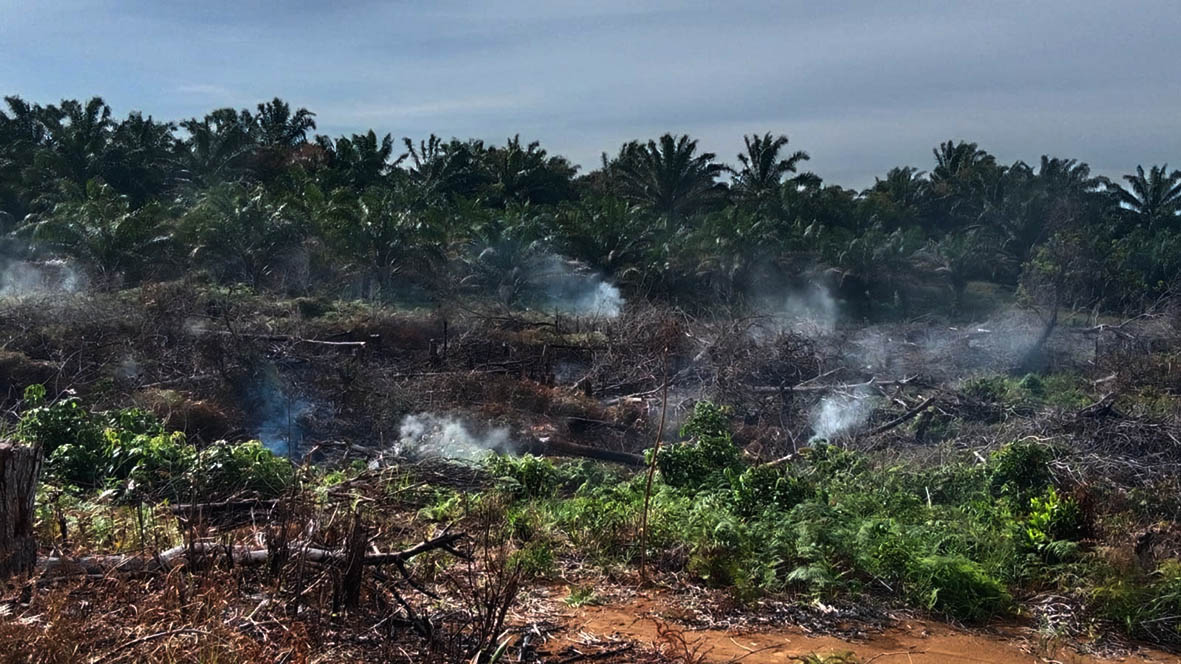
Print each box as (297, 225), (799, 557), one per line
(516, 438), (645, 467)
(748, 376), (920, 394)
(863, 395), (938, 437)
(39, 532), (468, 577)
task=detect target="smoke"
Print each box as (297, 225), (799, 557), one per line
(536, 254), (623, 317)
(759, 283), (838, 336)
(0, 259), (85, 297)
(809, 388), (877, 442)
(247, 366), (311, 457)
(395, 413), (513, 461)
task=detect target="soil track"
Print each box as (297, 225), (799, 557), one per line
(557, 593), (1180, 664)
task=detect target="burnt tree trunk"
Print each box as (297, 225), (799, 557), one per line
(0, 442), (41, 578)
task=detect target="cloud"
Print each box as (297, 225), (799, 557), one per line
(2, 1), (1179, 187)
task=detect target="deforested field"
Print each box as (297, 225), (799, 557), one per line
(0, 97), (1180, 663)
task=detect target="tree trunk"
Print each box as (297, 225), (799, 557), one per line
(0, 441), (41, 578)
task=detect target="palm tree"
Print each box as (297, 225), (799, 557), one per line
(102, 112), (180, 205)
(927, 140), (1000, 234)
(730, 133), (809, 207)
(402, 134), (486, 202)
(183, 184), (305, 287)
(179, 109), (257, 187)
(1109, 164), (1181, 230)
(252, 98), (316, 149)
(1035, 156), (1105, 197)
(913, 230), (996, 313)
(41, 97), (115, 189)
(481, 135), (577, 207)
(19, 179), (171, 285)
(930, 140), (995, 186)
(553, 195), (654, 279)
(861, 166), (929, 230)
(610, 134), (726, 222)
(316, 130), (400, 191)
(327, 185), (445, 297)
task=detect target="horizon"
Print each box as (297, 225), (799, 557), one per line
(2, 2), (1179, 189)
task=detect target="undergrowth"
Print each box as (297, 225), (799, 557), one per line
(479, 401), (1180, 643)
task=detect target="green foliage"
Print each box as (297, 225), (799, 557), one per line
(678, 400), (732, 440)
(1093, 559), (1181, 646)
(16, 387), (292, 499)
(989, 440), (1055, 503)
(1023, 487), (1085, 560)
(657, 401), (743, 490)
(486, 454), (563, 499)
(563, 585), (601, 607)
(906, 555), (1012, 622)
(508, 539), (556, 580)
(728, 464), (811, 516)
(191, 440), (294, 499)
(963, 373), (1089, 409)
(963, 375), (1009, 403)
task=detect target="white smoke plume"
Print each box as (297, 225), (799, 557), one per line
(809, 388), (877, 442)
(536, 254), (623, 317)
(762, 283), (838, 335)
(247, 366), (312, 457)
(396, 413), (513, 461)
(0, 259), (85, 298)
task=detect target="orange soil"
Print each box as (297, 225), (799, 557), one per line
(553, 592), (1181, 664)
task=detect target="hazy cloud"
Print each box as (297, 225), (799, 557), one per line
(1, 1), (1177, 187)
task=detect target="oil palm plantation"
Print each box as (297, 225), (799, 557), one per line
(183, 184), (306, 288)
(19, 180), (172, 286)
(730, 132), (810, 209)
(481, 135), (577, 207)
(327, 185), (446, 297)
(609, 134), (726, 223)
(316, 130), (401, 192)
(1109, 164), (1181, 230)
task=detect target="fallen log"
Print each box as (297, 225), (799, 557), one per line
(39, 532), (467, 578)
(168, 499), (280, 517)
(518, 438), (646, 467)
(862, 395), (938, 437)
(748, 376), (919, 394)
(215, 331), (368, 348)
(1077, 393), (1124, 419)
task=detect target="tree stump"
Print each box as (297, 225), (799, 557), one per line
(0, 441), (41, 578)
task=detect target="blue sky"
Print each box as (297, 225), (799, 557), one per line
(2, 1), (1178, 187)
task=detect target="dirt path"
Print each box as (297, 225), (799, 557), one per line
(548, 592), (1181, 664)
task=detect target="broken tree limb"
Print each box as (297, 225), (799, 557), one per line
(168, 499), (280, 517)
(517, 438), (645, 467)
(748, 376), (920, 394)
(1077, 393), (1125, 419)
(38, 532), (468, 578)
(862, 395), (938, 437)
(214, 331), (368, 348)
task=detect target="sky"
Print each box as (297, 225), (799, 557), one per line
(1, 1), (1178, 188)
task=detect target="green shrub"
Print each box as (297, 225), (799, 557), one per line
(657, 401), (743, 490)
(906, 554), (1012, 622)
(679, 400), (731, 439)
(509, 539), (556, 580)
(963, 376), (1010, 403)
(1093, 559), (1181, 646)
(17, 392), (103, 458)
(989, 441), (1055, 503)
(1023, 487), (1085, 561)
(191, 440), (295, 499)
(486, 454), (562, 498)
(728, 464), (811, 516)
